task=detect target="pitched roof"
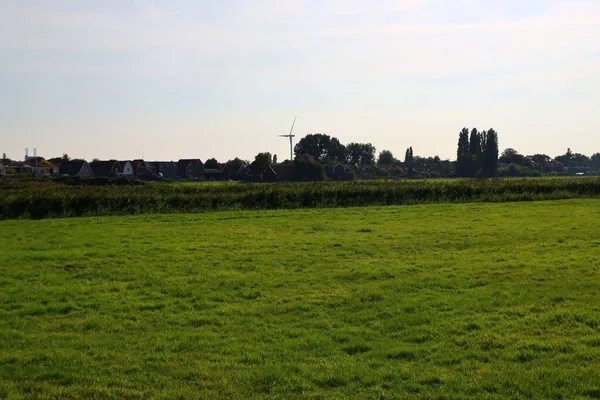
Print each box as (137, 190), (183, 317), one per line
(178, 159), (202, 176)
(24, 162), (59, 169)
(59, 160), (87, 175)
(178, 159), (202, 165)
(90, 161), (121, 175)
(271, 164), (295, 181)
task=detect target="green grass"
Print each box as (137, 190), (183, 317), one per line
(1, 199), (600, 399)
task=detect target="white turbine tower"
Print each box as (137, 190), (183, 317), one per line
(279, 117), (296, 161)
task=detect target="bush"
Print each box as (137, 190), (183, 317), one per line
(2, 178), (600, 220)
(292, 158), (326, 181)
(392, 166), (405, 176)
(377, 168), (390, 177)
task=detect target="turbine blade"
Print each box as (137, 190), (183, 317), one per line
(289, 116), (296, 135)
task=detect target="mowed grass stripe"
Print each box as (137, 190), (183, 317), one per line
(1, 199), (600, 399)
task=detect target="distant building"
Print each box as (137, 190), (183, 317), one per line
(325, 163), (346, 180)
(59, 160), (94, 176)
(29, 161), (60, 175)
(270, 164), (295, 182)
(118, 161), (134, 176)
(89, 160), (122, 177)
(203, 166), (226, 180)
(221, 160), (249, 180)
(6, 162), (33, 174)
(0, 162), (6, 176)
(130, 160), (155, 178)
(149, 161), (179, 179)
(178, 159), (204, 178)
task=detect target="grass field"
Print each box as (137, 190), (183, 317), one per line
(2, 199), (600, 399)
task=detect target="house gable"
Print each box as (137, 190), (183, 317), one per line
(79, 162), (94, 176)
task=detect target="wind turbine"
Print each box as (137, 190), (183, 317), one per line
(279, 117), (296, 161)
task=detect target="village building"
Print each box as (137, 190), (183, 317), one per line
(59, 160), (94, 176)
(148, 161), (179, 179)
(118, 161), (134, 176)
(178, 159), (204, 179)
(90, 160), (122, 177)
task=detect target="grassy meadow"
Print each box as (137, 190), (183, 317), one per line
(1, 199), (600, 399)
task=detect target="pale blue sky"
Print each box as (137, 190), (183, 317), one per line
(1, 0), (599, 162)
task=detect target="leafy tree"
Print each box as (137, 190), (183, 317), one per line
(250, 152), (272, 175)
(204, 158), (219, 169)
(456, 128), (470, 177)
(392, 166), (404, 176)
(346, 143), (376, 165)
(439, 159), (454, 176)
(225, 157), (244, 179)
(292, 155), (326, 181)
(377, 150), (395, 165)
(294, 134), (346, 163)
(499, 148), (524, 165)
(570, 153), (590, 168)
(481, 128), (499, 177)
(327, 138), (348, 163)
(469, 128), (482, 176)
(414, 156), (443, 175)
(469, 129), (481, 156)
(530, 154), (552, 165)
(555, 148), (572, 166)
(47, 154), (71, 165)
(591, 153), (600, 170)
(404, 147), (414, 172)
(377, 167), (390, 177)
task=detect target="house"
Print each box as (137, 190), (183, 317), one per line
(221, 160), (250, 180)
(90, 160), (122, 177)
(149, 161), (179, 179)
(237, 164), (254, 180)
(203, 165), (227, 180)
(118, 161), (134, 176)
(6, 162), (33, 174)
(59, 160), (94, 176)
(130, 160), (156, 178)
(325, 163), (346, 180)
(270, 164), (295, 182)
(178, 159), (204, 178)
(262, 166), (279, 182)
(8, 157), (59, 175)
(27, 161), (60, 175)
(541, 160), (564, 173)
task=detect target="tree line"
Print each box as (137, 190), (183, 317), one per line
(4, 128), (599, 180)
(456, 128), (499, 177)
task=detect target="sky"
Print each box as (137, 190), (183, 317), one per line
(1, 0), (599, 162)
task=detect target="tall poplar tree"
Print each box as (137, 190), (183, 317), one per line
(482, 129), (499, 177)
(405, 147), (414, 172)
(469, 128), (482, 176)
(456, 128), (470, 177)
